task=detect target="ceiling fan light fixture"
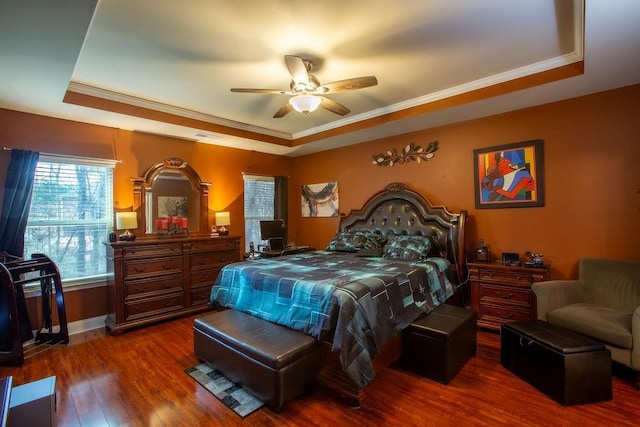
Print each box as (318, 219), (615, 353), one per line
(289, 94), (322, 114)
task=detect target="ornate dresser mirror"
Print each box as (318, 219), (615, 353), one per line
(131, 157), (211, 237)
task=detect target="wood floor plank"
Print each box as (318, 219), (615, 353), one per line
(1, 314), (639, 426)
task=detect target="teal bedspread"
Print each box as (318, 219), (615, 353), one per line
(210, 250), (453, 388)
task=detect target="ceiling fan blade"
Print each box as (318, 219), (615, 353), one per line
(319, 97), (350, 116)
(273, 103), (293, 118)
(231, 88), (288, 94)
(319, 76), (378, 93)
(285, 55), (309, 85)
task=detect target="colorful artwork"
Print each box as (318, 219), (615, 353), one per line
(473, 140), (544, 209)
(301, 182), (339, 217)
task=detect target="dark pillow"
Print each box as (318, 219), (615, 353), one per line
(326, 230), (386, 252)
(383, 235), (433, 261)
(355, 247), (385, 257)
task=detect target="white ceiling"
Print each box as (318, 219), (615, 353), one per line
(1, 0), (639, 157)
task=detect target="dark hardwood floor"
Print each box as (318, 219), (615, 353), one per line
(1, 314), (639, 427)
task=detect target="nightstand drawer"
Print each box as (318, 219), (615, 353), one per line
(476, 269), (534, 285)
(478, 284), (532, 307)
(479, 304), (532, 325)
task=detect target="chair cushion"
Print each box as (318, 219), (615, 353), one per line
(547, 303), (633, 349)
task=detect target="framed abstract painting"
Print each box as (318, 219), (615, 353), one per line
(473, 139), (544, 209)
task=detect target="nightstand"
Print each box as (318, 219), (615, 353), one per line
(469, 262), (550, 331)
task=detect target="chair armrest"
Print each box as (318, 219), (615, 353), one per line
(531, 280), (584, 320)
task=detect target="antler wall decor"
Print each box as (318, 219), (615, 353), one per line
(372, 141), (438, 167)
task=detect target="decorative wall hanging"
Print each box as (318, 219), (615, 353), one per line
(372, 141), (438, 166)
(301, 182), (339, 217)
(473, 139), (544, 209)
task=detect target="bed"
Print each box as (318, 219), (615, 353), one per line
(209, 182), (467, 405)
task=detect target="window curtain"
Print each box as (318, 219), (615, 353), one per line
(274, 175), (288, 240)
(0, 149), (40, 345)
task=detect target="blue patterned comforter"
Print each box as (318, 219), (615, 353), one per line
(209, 250), (453, 388)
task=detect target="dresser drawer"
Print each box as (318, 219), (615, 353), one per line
(120, 243), (182, 258)
(125, 293), (184, 321)
(479, 303), (533, 325)
(478, 284), (532, 308)
(190, 286), (212, 307)
(124, 256), (183, 279)
(191, 250), (237, 269)
(124, 275), (183, 300)
(190, 268), (222, 288)
(476, 269), (534, 285)
(190, 238), (240, 253)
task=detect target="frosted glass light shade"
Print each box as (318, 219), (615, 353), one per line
(289, 94), (322, 114)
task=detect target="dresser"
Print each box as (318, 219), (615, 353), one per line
(105, 236), (240, 334)
(469, 262), (550, 331)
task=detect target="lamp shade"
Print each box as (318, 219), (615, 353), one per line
(116, 212), (138, 230)
(289, 94), (322, 114)
(214, 212), (231, 226)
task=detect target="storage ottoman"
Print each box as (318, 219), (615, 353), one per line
(193, 309), (321, 412)
(501, 320), (612, 406)
(402, 304), (477, 384)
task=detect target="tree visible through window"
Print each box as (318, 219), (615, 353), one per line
(24, 155), (115, 283)
(243, 175), (275, 252)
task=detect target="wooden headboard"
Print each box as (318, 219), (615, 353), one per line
(339, 182), (467, 284)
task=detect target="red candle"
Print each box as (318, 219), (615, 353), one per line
(180, 217), (188, 229)
(172, 215), (179, 224)
(156, 219), (162, 230)
(161, 219), (169, 230)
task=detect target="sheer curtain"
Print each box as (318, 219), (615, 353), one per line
(0, 149), (40, 345)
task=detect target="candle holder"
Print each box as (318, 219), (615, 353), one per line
(157, 216), (189, 238)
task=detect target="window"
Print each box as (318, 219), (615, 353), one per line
(243, 174), (275, 252)
(24, 155), (115, 285)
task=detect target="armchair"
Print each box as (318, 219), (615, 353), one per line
(532, 258), (640, 386)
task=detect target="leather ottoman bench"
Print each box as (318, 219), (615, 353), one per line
(501, 320), (612, 406)
(193, 309), (321, 412)
(401, 304), (477, 384)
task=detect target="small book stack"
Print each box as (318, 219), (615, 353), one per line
(210, 227), (220, 238)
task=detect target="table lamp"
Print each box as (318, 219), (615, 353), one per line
(215, 212), (230, 236)
(116, 212), (138, 241)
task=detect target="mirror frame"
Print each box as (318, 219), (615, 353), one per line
(131, 157), (211, 238)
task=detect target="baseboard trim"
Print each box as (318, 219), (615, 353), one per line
(67, 315), (106, 336)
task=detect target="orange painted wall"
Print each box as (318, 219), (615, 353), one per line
(1, 83), (639, 326)
(0, 111), (292, 325)
(292, 84), (640, 280)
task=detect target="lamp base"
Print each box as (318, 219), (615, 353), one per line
(119, 230), (136, 241)
(218, 226), (229, 236)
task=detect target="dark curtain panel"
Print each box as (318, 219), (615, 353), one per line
(0, 149), (40, 345)
(274, 175), (288, 241)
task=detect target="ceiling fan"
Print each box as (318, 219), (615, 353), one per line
(230, 55), (378, 118)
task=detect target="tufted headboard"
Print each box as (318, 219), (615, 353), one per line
(339, 182), (467, 284)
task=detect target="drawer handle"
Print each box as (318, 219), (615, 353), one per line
(162, 283), (173, 288)
(162, 264), (173, 270)
(135, 286), (148, 293)
(165, 302), (174, 307)
(497, 292), (513, 299)
(498, 313), (513, 319)
(134, 266), (147, 273)
(197, 259), (206, 266)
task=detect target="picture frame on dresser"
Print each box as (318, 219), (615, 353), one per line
(473, 139), (544, 209)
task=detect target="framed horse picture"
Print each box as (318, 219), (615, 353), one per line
(301, 182), (339, 217)
(473, 139), (544, 209)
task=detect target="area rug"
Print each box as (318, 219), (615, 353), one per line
(185, 362), (264, 418)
